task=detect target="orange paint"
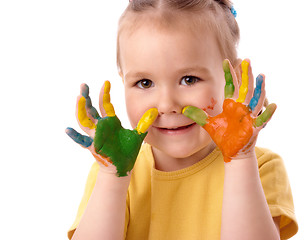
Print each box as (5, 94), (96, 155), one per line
(92, 153), (113, 167)
(204, 99), (253, 162)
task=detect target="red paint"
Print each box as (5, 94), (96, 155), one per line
(204, 99), (253, 162)
(206, 97), (217, 111)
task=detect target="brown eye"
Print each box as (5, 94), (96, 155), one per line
(137, 79), (153, 89)
(181, 76), (199, 86)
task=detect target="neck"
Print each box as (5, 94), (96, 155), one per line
(152, 142), (216, 172)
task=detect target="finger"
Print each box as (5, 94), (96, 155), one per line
(245, 59), (255, 104)
(237, 59), (254, 104)
(99, 81), (115, 117)
(223, 59), (235, 99)
(80, 84), (101, 121)
(76, 95), (96, 132)
(65, 127), (93, 148)
(223, 59), (239, 99)
(182, 106), (208, 127)
(249, 74), (266, 116)
(254, 103), (277, 128)
(136, 108), (159, 134)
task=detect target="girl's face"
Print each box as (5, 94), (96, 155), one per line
(120, 21), (225, 161)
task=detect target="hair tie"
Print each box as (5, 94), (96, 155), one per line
(230, 6), (237, 18)
(128, 0), (237, 18)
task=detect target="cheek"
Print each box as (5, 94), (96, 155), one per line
(204, 80), (225, 116)
(192, 86), (224, 116)
(125, 97), (138, 128)
(125, 91), (149, 129)
(204, 97), (218, 111)
(203, 96), (224, 116)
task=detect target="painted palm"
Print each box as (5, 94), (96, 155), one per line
(66, 81), (158, 176)
(183, 59), (276, 162)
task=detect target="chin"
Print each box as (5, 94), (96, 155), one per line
(146, 136), (212, 160)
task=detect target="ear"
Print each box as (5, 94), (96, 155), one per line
(233, 58), (242, 83)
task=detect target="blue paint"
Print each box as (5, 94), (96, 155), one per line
(231, 6), (237, 18)
(81, 84), (89, 98)
(249, 74), (263, 111)
(81, 84), (100, 120)
(66, 127), (93, 148)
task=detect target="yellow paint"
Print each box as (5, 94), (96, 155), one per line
(237, 60), (249, 103)
(103, 81), (115, 117)
(182, 106), (189, 114)
(78, 96), (96, 129)
(136, 108), (158, 134)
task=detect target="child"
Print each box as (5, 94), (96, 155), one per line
(66, 0), (298, 239)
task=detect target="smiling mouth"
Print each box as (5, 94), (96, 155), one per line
(155, 123), (196, 134)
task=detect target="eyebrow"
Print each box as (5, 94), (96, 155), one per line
(124, 71), (152, 81)
(177, 66), (212, 76)
(124, 66), (212, 81)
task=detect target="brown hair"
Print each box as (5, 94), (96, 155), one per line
(117, 0), (240, 73)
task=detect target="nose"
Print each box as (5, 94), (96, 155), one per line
(156, 87), (182, 115)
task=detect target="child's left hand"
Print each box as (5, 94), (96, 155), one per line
(182, 59), (277, 162)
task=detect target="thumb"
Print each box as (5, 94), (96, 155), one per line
(135, 108), (158, 134)
(182, 106), (208, 127)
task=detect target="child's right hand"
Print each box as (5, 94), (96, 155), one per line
(66, 81), (158, 177)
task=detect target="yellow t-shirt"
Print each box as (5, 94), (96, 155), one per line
(68, 144), (298, 239)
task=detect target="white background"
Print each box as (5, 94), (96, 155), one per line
(0, 0), (307, 239)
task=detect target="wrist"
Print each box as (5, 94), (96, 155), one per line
(224, 152), (259, 178)
(97, 167), (131, 192)
(226, 150), (257, 163)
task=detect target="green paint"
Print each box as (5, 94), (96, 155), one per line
(223, 60), (235, 99)
(254, 103), (277, 127)
(94, 116), (146, 177)
(182, 106), (207, 126)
